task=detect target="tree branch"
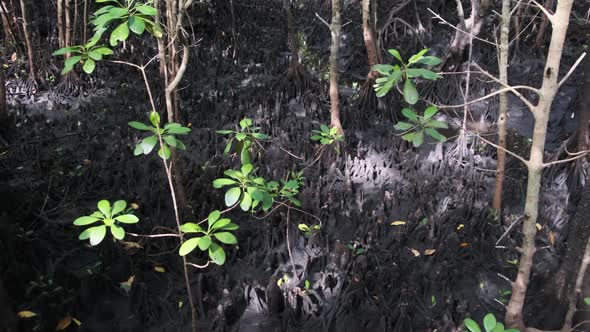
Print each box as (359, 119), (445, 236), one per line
(558, 52), (587, 88)
(530, 0), (554, 23)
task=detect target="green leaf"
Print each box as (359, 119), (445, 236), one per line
(394, 121), (414, 131)
(219, 223), (239, 231)
(225, 187), (242, 206)
(211, 218), (232, 230)
(128, 121), (152, 131)
(140, 135), (158, 154)
(86, 29), (106, 48)
(93, 46), (114, 55)
(164, 135), (177, 147)
(464, 318), (481, 332)
(425, 128), (446, 142)
(214, 232), (237, 244)
(208, 243), (226, 265)
(250, 188), (265, 202)
(216, 130), (233, 135)
(73, 216), (101, 226)
(585, 297), (590, 305)
(111, 224), (125, 240)
(88, 50), (103, 61)
(145, 22), (163, 38)
(89, 225), (107, 246)
(240, 192), (252, 211)
(251, 133), (268, 139)
(401, 108), (418, 122)
(426, 120), (449, 129)
(179, 223), (204, 233)
(491, 323), (505, 332)
(110, 22), (130, 46)
(175, 139), (186, 150)
(483, 314), (496, 332)
(403, 80), (419, 105)
(165, 124), (191, 134)
(241, 164), (253, 176)
(504, 330), (520, 332)
(406, 68), (442, 80)
(408, 48), (429, 65)
(388, 49), (403, 62)
(52, 46), (82, 56)
(93, 5), (114, 16)
(298, 224), (310, 232)
(208, 210), (221, 225)
(78, 228), (92, 240)
(240, 147), (251, 165)
(149, 111), (161, 127)
(412, 131), (424, 147)
(128, 16), (146, 35)
(98, 200), (111, 218)
(212, 178), (238, 188)
(372, 64), (394, 75)
(198, 236), (212, 251)
(402, 132), (416, 142)
(108, 7), (129, 18)
(83, 58), (96, 74)
(111, 200), (127, 216)
(179, 237), (201, 256)
(415, 56), (441, 66)
(424, 106), (438, 120)
(114, 214), (139, 224)
(158, 144), (171, 160)
(239, 118), (252, 129)
(135, 4), (157, 16)
(62, 56), (82, 75)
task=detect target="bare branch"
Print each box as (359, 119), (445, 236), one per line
(432, 85), (539, 110)
(530, 0), (554, 22)
(558, 52), (587, 88)
(427, 8), (498, 47)
(476, 132), (530, 166)
(472, 63), (538, 111)
(315, 12), (330, 29)
(543, 151), (590, 167)
(186, 261), (210, 269)
(127, 232), (179, 238)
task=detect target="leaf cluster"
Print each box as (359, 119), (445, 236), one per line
(178, 210), (239, 265)
(73, 200), (139, 245)
(464, 314), (519, 332)
(394, 106), (448, 147)
(128, 111), (191, 160)
(310, 124), (344, 152)
(216, 118), (269, 165)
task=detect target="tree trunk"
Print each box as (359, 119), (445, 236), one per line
(329, 0), (343, 137)
(0, 64), (6, 123)
(576, 54), (590, 152)
(18, 0), (34, 81)
(64, 0), (71, 57)
(82, 0), (87, 42)
(535, 0), (555, 49)
(505, 0), (575, 329)
(0, 1), (16, 47)
(362, 0), (379, 80)
(492, 0), (511, 212)
(284, 0), (300, 77)
(72, 0), (77, 45)
(57, 0), (64, 48)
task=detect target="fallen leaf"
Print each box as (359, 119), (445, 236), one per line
(56, 316), (72, 330)
(130, 203), (140, 210)
(549, 231), (555, 246)
(72, 317), (82, 326)
(10, 52), (17, 62)
(456, 224), (464, 231)
(410, 248), (421, 257)
(120, 275), (135, 293)
(391, 221), (407, 226)
(154, 266), (166, 273)
(424, 249), (436, 256)
(536, 223), (543, 231)
(17, 311), (36, 318)
(178, 301), (183, 309)
(120, 240), (143, 250)
(459, 242), (470, 248)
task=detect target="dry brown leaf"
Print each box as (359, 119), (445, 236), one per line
(456, 224), (465, 231)
(17, 311), (36, 318)
(549, 231), (555, 246)
(536, 223), (543, 231)
(410, 248), (421, 257)
(391, 221), (407, 226)
(154, 266), (166, 273)
(56, 316), (72, 330)
(424, 249), (436, 256)
(72, 317), (82, 326)
(10, 52), (17, 62)
(459, 242), (470, 248)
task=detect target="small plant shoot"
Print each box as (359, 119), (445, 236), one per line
(394, 106), (448, 147)
(128, 111), (191, 160)
(217, 117), (269, 165)
(310, 124), (344, 152)
(178, 210), (239, 265)
(372, 48), (442, 104)
(73, 200), (139, 245)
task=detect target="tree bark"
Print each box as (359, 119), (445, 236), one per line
(362, 0), (379, 80)
(535, 0), (555, 49)
(329, 0), (344, 136)
(0, 64), (6, 123)
(57, 0), (64, 48)
(82, 0), (87, 42)
(64, 0), (71, 57)
(492, 0), (511, 212)
(576, 54), (590, 152)
(284, 0), (300, 76)
(18, 0), (34, 81)
(505, 0), (575, 329)
(0, 1), (16, 47)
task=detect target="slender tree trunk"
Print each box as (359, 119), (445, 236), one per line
(72, 0), (77, 45)
(82, 0), (87, 42)
(0, 64), (6, 122)
(492, 0), (511, 212)
(284, 0), (299, 75)
(57, 0), (64, 48)
(64, 0), (71, 57)
(535, 0), (555, 49)
(505, 1), (575, 329)
(329, 0), (343, 136)
(18, 0), (34, 81)
(561, 234), (590, 332)
(576, 55), (590, 152)
(154, 0), (166, 79)
(0, 1), (16, 47)
(362, 0), (379, 80)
